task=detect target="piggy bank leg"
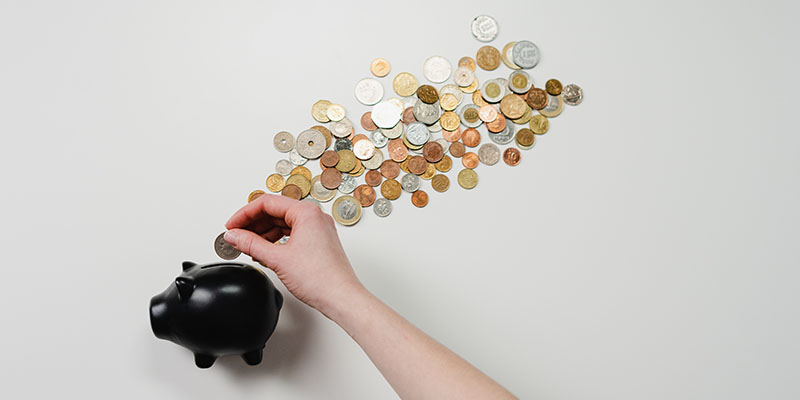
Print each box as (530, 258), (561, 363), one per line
(194, 353), (217, 369)
(241, 346), (264, 366)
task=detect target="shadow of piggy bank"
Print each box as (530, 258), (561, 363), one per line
(149, 260), (283, 368)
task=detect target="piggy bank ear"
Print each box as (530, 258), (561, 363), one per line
(175, 276), (195, 301)
(182, 261), (197, 271)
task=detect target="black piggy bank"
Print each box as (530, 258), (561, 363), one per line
(149, 260), (283, 368)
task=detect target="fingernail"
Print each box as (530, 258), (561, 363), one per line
(224, 230), (239, 245)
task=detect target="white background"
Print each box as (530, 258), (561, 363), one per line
(1, 0), (798, 399)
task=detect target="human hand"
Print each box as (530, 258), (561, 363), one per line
(223, 194), (365, 318)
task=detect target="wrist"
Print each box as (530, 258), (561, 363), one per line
(318, 282), (377, 328)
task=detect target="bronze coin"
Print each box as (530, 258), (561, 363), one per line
(280, 184), (302, 200)
(431, 174), (450, 193)
(485, 114), (507, 133)
(353, 184), (376, 207)
(380, 179), (402, 200)
(387, 138), (408, 162)
(476, 46), (502, 70)
(407, 155), (428, 175)
(380, 159), (401, 179)
(462, 152), (479, 169)
(462, 128), (481, 147)
(320, 167), (343, 189)
(402, 107), (417, 124)
(417, 85), (439, 104)
(361, 112), (378, 131)
(503, 147), (522, 166)
(320, 150), (339, 168)
(441, 125), (463, 142)
(516, 128), (536, 148)
(545, 79), (563, 96)
(525, 88), (548, 110)
(422, 142), (444, 163)
(450, 141), (466, 158)
(311, 125), (333, 149)
(411, 190), (429, 208)
(364, 169), (383, 187)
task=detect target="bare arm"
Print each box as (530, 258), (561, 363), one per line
(223, 194), (516, 400)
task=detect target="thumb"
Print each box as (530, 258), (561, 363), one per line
(224, 229), (286, 270)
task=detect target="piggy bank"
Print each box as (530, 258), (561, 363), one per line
(149, 260), (283, 368)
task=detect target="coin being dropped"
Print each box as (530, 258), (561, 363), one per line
(355, 78), (384, 106)
(370, 58), (391, 77)
(423, 56), (452, 83)
(411, 190), (429, 208)
(562, 84), (584, 106)
(457, 168), (479, 189)
(332, 195), (362, 226)
(471, 15), (499, 42)
(214, 232), (241, 260)
(373, 197), (392, 217)
(273, 131), (294, 153)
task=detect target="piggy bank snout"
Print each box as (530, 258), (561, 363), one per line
(149, 293), (172, 340)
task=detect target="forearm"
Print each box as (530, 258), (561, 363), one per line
(324, 286), (517, 400)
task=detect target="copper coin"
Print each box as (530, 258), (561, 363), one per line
(407, 155), (428, 175)
(516, 128), (536, 148)
(462, 152), (479, 169)
(380, 159), (401, 179)
(364, 169), (383, 187)
(431, 174), (450, 192)
(311, 125), (333, 149)
(417, 85), (439, 104)
(380, 179), (402, 200)
(525, 88), (548, 110)
(462, 128), (481, 147)
(320, 167), (343, 189)
(411, 190), (429, 208)
(503, 147), (522, 166)
(485, 114), (507, 133)
(422, 142), (444, 163)
(402, 107), (417, 124)
(387, 138), (408, 162)
(450, 141), (466, 158)
(361, 112), (378, 131)
(441, 125), (463, 142)
(280, 184), (302, 200)
(320, 150), (339, 168)
(545, 79), (563, 96)
(353, 184), (376, 207)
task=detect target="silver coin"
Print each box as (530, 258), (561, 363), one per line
(539, 95), (564, 118)
(273, 131), (294, 153)
(310, 176), (336, 202)
(427, 122), (442, 133)
(371, 130), (389, 147)
(458, 104), (483, 128)
(401, 173), (421, 192)
(477, 143), (500, 166)
(471, 15), (499, 42)
(275, 159), (293, 176)
(481, 78), (507, 103)
(334, 138), (352, 151)
(438, 84), (463, 105)
(488, 122), (515, 145)
(412, 99), (442, 125)
(288, 148), (307, 166)
(363, 148), (384, 170)
(330, 117), (353, 138)
(508, 70), (532, 94)
(406, 122), (430, 146)
(422, 56), (452, 83)
(434, 138), (450, 154)
(371, 101), (401, 129)
(511, 40), (541, 69)
(381, 121), (404, 139)
(338, 174), (357, 194)
(354, 78), (384, 105)
(295, 129), (326, 159)
(453, 66), (475, 87)
(336, 196), (360, 221)
(214, 232), (241, 260)
(276, 235), (290, 245)
(402, 96), (418, 108)
(373, 197), (392, 217)
(562, 84), (583, 106)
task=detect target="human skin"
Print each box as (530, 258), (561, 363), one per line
(223, 194), (517, 400)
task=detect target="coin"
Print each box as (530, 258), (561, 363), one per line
(487, 122), (515, 144)
(416, 85), (439, 104)
(248, 190), (265, 203)
(295, 129), (326, 159)
(407, 155), (428, 175)
(412, 100), (442, 125)
(462, 152), (479, 169)
(332, 195), (362, 226)
(457, 168), (478, 189)
(511, 40), (541, 69)
(486, 113), (506, 133)
(501, 41), (521, 70)
(355, 78), (384, 105)
(453, 67), (475, 87)
(353, 184), (376, 207)
(435, 154), (453, 172)
(476, 46), (501, 70)
(381, 121), (404, 139)
(353, 137), (376, 160)
(285, 174), (311, 198)
(309, 175), (336, 202)
(370, 58), (391, 77)
(310, 125), (332, 149)
(478, 143), (500, 166)
(420, 163), (436, 180)
(312, 100), (332, 123)
(326, 104), (346, 122)
(460, 77), (479, 93)
(380, 179), (402, 200)
(538, 95), (564, 118)
(401, 173), (421, 192)
(503, 147), (522, 166)
(458, 56), (476, 71)
(499, 94), (527, 119)
(405, 122), (430, 147)
(289, 148), (307, 166)
(439, 111), (460, 131)
(338, 174), (357, 194)
(371, 130), (388, 148)
(373, 197), (392, 217)
(276, 159), (293, 176)
(291, 165), (311, 180)
(459, 104), (482, 128)
(511, 105), (533, 125)
(525, 88), (548, 110)
(387, 138), (408, 162)
(363, 148), (384, 169)
(281, 183), (302, 200)
(478, 105), (498, 123)
(411, 190), (429, 208)
(334, 138), (353, 152)
(360, 112), (378, 131)
(273, 131), (294, 153)
(462, 128), (481, 147)
(442, 125), (463, 142)
(530, 114), (549, 134)
(431, 174), (450, 192)
(515, 128), (536, 149)
(214, 232), (241, 260)
(364, 169), (383, 187)
(320, 150), (339, 168)
(562, 84), (583, 106)
(265, 173), (285, 192)
(393, 72), (419, 97)
(470, 15), (499, 42)
(481, 79), (506, 103)
(472, 90), (489, 107)
(335, 149), (357, 172)
(545, 79), (563, 96)
(380, 159), (401, 179)
(422, 141), (444, 163)
(331, 117), (353, 138)
(440, 93), (459, 111)
(371, 101), (402, 129)
(449, 141), (466, 157)
(320, 167), (343, 189)
(423, 56), (452, 83)
(508, 70), (532, 94)
(402, 106), (417, 124)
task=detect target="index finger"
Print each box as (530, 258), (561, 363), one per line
(225, 193), (302, 230)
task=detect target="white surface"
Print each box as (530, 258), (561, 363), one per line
(1, 1), (798, 399)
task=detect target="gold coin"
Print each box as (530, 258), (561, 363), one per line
(312, 100), (331, 123)
(416, 85), (439, 104)
(484, 82), (502, 100)
(545, 79), (563, 96)
(290, 165), (312, 180)
(380, 179), (402, 200)
(285, 174), (311, 198)
(421, 162), (436, 180)
(516, 128), (536, 149)
(472, 90), (489, 107)
(393, 72), (419, 97)
(349, 161), (365, 177)
(311, 125), (332, 149)
(530, 115), (549, 134)
(512, 106), (533, 125)
(431, 174), (450, 192)
(440, 93), (459, 111)
(402, 134), (423, 151)
(335, 150), (357, 172)
(326, 104), (346, 122)
(435, 154), (452, 172)
(439, 111), (460, 131)
(501, 42), (521, 70)
(458, 56), (476, 71)
(266, 174), (285, 193)
(460, 77), (478, 93)
(248, 190), (265, 203)
(476, 46), (501, 71)
(499, 94), (527, 119)
(370, 58), (391, 77)
(332, 195), (362, 226)
(457, 168), (478, 189)
(399, 155), (410, 173)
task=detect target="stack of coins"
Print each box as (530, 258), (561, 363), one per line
(219, 14), (584, 252)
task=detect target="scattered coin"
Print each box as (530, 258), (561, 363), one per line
(320, 150), (339, 168)
(508, 70), (532, 94)
(248, 190), (265, 203)
(545, 79), (563, 96)
(562, 84), (583, 106)
(458, 56), (477, 71)
(312, 100), (332, 123)
(285, 174), (311, 198)
(478, 143), (500, 166)
(310, 175), (336, 202)
(373, 197), (392, 217)
(462, 152), (479, 169)
(326, 104), (346, 122)
(407, 155), (428, 175)
(435, 154), (453, 172)
(515, 128), (536, 149)
(511, 40), (541, 69)
(422, 141), (444, 163)
(273, 131), (294, 153)
(499, 94), (527, 119)
(214, 232), (241, 260)
(266, 173), (286, 192)
(338, 174), (357, 194)
(411, 190), (429, 207)
(380, 179), (402, 200)
(503, 147), (522, 166)
(276, 159), (293, 176)
(462, 128), (481, 147)
(401, 173), (421, 192)
(353, 184), (377, 207)
(471, 15), (499, 42)
(371, 101), (402, 129)
(501, 41), (521, 70)
(431, 174), (450, 192)
(289, 148), (307, 166)
(320, 168), (343, 189)
(487, 122), (515, 145)
(393, 72), (419, 97)
(538, 95), (564, 118)
(450, 141), (466, 157)
(332, 195), (362, 226)
(530, 115), (549, 134)
(457, 168), (479, 189)
(281, 184), (302, 200)
(295, 129), (326, 159)
(417, 85), (439, 104)
(525, 88), (548, 110)
(476, 46), (502, 70)
(423, 56), (452, 83)
(355, 78), (384, 106)
(370, 58), (391, 77)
